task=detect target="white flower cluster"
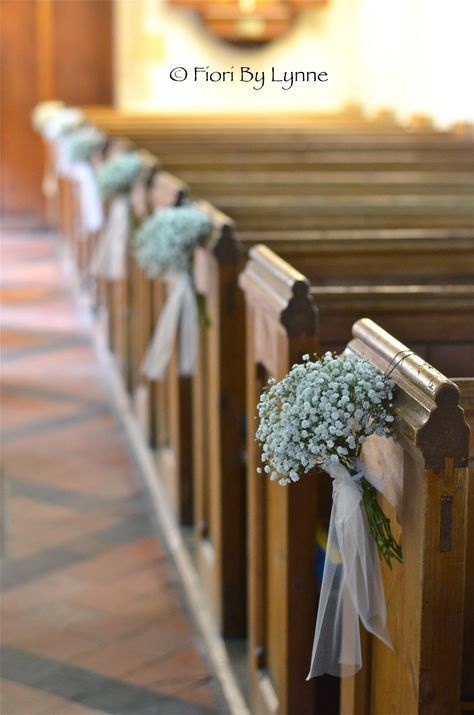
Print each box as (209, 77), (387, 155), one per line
(31, 101), (65, 133)
(64, 126), (105, 164)
(256, 352), (395, 485)
(97, 152), (146, 199)
(134, 205), (213, 277)
(41, 107), (85, 142)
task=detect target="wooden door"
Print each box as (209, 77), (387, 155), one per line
(0, 0), (113, 219)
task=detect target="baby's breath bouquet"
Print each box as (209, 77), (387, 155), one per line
(64, 126), (105, 164)
(41, 107), (85, 142)
(134, 204), (213, 276)
(31, 100), (65, 133)
(97, 152), (146, 199)
(256, 352), (402, 568)
(134, 204), (213, 327)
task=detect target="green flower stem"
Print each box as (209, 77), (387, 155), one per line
(195, 291), (211, 329)
(360, 477), (403, 569)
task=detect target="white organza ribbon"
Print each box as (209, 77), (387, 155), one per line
(307, 462), (393, 679)
(69, 162), (103, 234)
(90, 195), (130, 280)
(55, 135), (72, 178)
(141, 272), (198, 381)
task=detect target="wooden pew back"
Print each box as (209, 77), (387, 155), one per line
(239, 246), (471, 715)
(239, 246), (329, 715)
(189, 202), (247, 635)
(341, 318), (470, 715)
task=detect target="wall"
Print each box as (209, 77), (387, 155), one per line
(115, 0), (474, 127)
(115, 0), (360, 113)
(356, 0), (474, 128)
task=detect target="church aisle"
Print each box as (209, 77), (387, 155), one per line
(0, 228), (229, 715)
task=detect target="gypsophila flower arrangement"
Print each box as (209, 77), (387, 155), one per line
(256, 352), (402, 567)
(64, 126), (105, 164)
(134, 204), (213, 329)
(41, 107), (85, 142)
(31, 101), (65, 133)
(97, 152), (146, 200)
(134, 205), (213, 276)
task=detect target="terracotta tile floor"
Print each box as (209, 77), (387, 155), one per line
(1, 228), (229, 715)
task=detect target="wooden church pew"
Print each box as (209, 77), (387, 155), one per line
(62, 126), (470, 648)
(114, 148), (474, 176)
(133, 199), (237, 529)
(211, 195), (474, 232)
(239, 228), (474, 286)
(83, 106), (473, 146)
(61, 116), (473, 708)
(82, 106), (403, 135)
(94, 120), (473, 169)
(125, 167), (187, 383)
(341, 321), (471, 715)
(239, 248), (471, 714)
(184, 225), (474, 641)
(177, 169), (474, 198)
(58, 126), (470, 708)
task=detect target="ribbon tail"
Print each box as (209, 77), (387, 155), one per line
(307, 496), (354, 678)
(307, 466), (392, 679)
(178, 276), (198, 376)
(90, 195), (129, 280)
(73, 162), (103, 234)
(142, 273), (199, 381)
(141, 275), (186, 381)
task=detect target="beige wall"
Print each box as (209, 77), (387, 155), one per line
(115, 0), (474, 126)
(356, 0), (474, 127)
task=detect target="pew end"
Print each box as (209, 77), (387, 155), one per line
(341, 318), (470, 714)
(190, 201), (250, 636)
(240, 245), (338, 715)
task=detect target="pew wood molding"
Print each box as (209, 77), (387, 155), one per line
(348, 318), (470, 470)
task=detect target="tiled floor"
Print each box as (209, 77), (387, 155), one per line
(1, 227), (229, 715)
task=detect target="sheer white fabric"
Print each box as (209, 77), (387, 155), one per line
(55, 135), (73, 178)
(69, 162), (103, 234)
(307, 462), (393, 679)
(141, 272), (198, 381)
(90, 195), (130, 281)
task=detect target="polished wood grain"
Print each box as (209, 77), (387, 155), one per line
(0, 0), (42, 216)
